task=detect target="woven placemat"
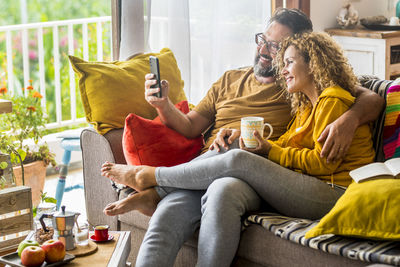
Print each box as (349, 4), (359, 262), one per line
(68, 240), (98, 257)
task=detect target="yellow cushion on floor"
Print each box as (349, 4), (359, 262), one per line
(306, 179), (400, 240)
(69, 48), (186, 135)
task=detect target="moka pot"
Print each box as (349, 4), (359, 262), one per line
(39, 205), (79, 250)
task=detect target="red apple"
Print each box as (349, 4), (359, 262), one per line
(20, 246), (45, 267)
(17, 240), (40, 257)
(41, 239), (65, 263)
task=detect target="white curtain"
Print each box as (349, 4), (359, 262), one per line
(121, 0), (271, 104)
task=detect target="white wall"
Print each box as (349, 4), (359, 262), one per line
(310, 0), (395, 32)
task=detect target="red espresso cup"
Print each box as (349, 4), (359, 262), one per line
(94, 225), (109, 241)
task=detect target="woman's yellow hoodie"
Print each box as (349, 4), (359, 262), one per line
(268, 86), (375, 187)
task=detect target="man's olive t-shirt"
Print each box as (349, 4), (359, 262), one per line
(194, 67), (292, 153)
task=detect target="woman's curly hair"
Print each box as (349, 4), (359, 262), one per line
(274, 31), (358, 115)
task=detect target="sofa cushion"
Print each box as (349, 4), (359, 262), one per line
(237, 223), (367, 267)
(122, 100), (204, 167)
(305, 179), (400, 241)
(245, 212), (400, 265)
(69, 48), (187, 135)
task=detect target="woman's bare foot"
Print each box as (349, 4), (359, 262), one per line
(103, 188), (160, 216)
(101, 161), (157, 191)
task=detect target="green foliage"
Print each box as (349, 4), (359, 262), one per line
(0, 84), (56, 168)
(40, 191), (57, 204)
(32, 191), (57, 218)
(0, 1), (111, 125)
(25, 144), (57, 166)
(0, 161), (7, 169)
(1, 88), (46, 147)
(0, 161), (8, 189)
(0, 1), (110, 26)
(0, 1), (107, 188)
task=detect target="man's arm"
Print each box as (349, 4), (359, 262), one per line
(145, 75), (212, 138)
(158, 102), (212, 138)
(318, 85), (385, 163)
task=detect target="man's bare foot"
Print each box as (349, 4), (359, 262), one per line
(101, 161), (157, 191)
(103, 188), (160, 216)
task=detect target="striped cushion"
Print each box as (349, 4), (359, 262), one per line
(244, 212), (400, 265)
(383, 83), (400, 159)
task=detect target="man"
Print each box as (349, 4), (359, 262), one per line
(104, 8), (384, 267)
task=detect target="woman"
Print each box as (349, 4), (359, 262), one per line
(101, 32), (375, 220)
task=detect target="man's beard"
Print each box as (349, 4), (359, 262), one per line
(253, 54), (275, 78)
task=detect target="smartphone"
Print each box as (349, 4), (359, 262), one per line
(149, 56), (162, 98)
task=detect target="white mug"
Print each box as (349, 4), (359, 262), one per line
(240, 117), (273, 148)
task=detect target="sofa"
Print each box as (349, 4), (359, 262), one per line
(78, 2), (400, 266)
(80, 76), (398, 267)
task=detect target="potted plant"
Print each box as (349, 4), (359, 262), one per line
(0, 83), (57, 205)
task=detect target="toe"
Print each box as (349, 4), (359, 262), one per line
(102, 161), (113, 168)
(105, 207), (121, 216)
(104, 203), (115, 210)
(104, 210), (114, 216)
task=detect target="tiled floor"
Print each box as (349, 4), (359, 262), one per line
(43, 168), (87, 225)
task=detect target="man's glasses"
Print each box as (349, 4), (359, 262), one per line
(255, 33), (280, 55)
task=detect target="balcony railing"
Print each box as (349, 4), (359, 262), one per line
(0, 16), (112, 129)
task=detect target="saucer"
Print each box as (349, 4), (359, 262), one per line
(90, 234), (114, 242)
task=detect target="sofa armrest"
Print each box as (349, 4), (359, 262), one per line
(80, 128), (121, 230)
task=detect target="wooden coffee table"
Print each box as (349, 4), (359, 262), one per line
(69, 231), (131, 267)
(2, 231), (131, 267)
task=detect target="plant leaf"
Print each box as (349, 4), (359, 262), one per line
(17, 149), (26, 162)
(0, 162), (8, 169)
(0, 176), (6, 189)
(10, 153), (16, 163)
(32, 206), (37, 218)
(43, 196), (57, 204)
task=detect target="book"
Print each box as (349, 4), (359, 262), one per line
(349, 158), (400, 183)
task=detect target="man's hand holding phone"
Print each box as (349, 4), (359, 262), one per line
(144, 74), (169, 108)
(145, 56), (169, 109)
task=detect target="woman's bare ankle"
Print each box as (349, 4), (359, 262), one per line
(136, 166), (157, 190)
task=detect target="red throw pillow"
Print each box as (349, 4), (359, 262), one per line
(123, 101), (204, 167)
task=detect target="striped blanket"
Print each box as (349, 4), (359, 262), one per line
(244, 212), (400, 266)
(383, 84), (400, 159)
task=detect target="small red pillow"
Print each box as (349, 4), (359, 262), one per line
(123, 101), (204, 167)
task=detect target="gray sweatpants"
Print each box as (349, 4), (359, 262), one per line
(156, 148), (344, 219)
(136, 142), (344, 267)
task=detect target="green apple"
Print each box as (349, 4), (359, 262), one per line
(17, 240), (40, 257)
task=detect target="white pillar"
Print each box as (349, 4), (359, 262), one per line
(20, 0), (28, 23)
(119, 0), (145, 60)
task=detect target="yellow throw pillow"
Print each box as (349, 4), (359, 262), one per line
(69, 48), (186, 135)
(305, 179), (400, 240)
